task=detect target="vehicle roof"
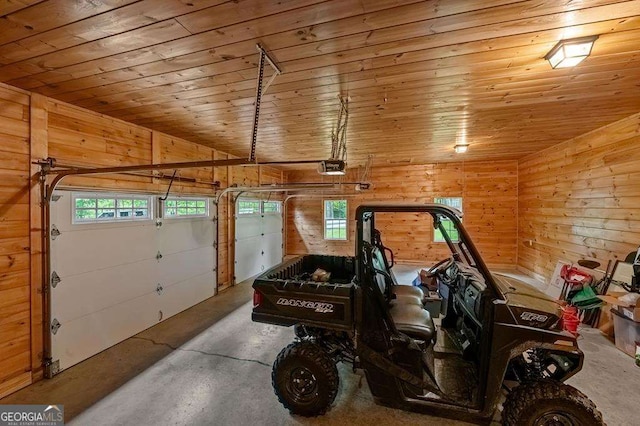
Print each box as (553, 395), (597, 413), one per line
(355, 203), (463, 218)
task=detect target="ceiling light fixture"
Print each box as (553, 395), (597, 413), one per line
(454, 144), (469, 154)
(545, 35), (598, 69)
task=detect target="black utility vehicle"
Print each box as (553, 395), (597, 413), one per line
(252, 204), (603, 425)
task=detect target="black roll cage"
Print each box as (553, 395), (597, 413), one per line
(354, 203), (501, 299)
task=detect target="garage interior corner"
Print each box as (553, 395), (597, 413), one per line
(2, 275), (638, 426)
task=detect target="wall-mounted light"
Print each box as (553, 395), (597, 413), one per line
(545, 35), (598, 69)
(454, 144), (469, 154)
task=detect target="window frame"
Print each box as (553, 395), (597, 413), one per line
(323, 199), (348, 241)
(163, 196), (210, 219)
(72, 192), (154, 225)
(236, 199), (282, 216)
(237, 199), (262, 216)
(433, 196), (463, 243)
(262, 201), (282, 215)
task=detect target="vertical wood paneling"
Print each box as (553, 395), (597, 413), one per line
(29, 93), (47, 381)
(0, 84), (32, 398)
(214, 151), (229, 289)
(518, 112), (640, 282)
(286, 161), (518, 268)
(157, 132), (216, 194)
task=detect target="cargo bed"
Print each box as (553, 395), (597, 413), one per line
(251, 255), (356, 330)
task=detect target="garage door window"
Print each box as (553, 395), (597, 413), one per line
(324, 200), (347, 240)
(164, 198), (208, 218)
(238, 200), (261, 215)
(434, 197), (462, 242)
(263, 201), (281, 214)
(73, 193), (152, 223)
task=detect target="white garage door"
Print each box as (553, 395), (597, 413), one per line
(234, 198), (283, 284)
(49, 191), (216, 374)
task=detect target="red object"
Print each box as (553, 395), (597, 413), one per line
(559, 265), (593, 301)
(253, 290), (263, 308)
(562, 306), (580, 335)
(560, 265), (592, 286)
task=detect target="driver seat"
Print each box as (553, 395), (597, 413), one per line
(393, 284), (425, 301)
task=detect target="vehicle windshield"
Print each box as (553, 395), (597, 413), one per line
(432, 212), (478, 271)
(356, 204), (499, 297)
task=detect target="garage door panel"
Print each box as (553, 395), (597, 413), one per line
(50, 194), (71, 231)
(262, 214), (282, 234)
(235, 215), (261, 240)
(160, 272), (215, 319)
(156, 246), (215, 286)
(235, 237), (263, 282)
(53, 225), (157, 277)
(235, 200), (283, 284)
(52, 258), (159, 324)
(158, 218), (215, 255)
(50, 190), (216, 374)
(262, 213), (283, 269)
(52, 291), (160, 372)
(263, 233), (283, 269)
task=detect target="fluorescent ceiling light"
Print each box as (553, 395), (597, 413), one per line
(454, 144), (469, 154)
(545, 36), (598, 69)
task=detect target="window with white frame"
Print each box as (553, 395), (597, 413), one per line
(324, 200), (347, 240)
(237, 200), (281, 216)
(237, 200), (261, 215)
(262, 201), (281, 214)
(73, 193), (152, 223)
(164, 197), (209, 218)
(434, 197), (462, 242)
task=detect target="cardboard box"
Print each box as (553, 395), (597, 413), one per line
(412, 269), (437, 290)
(597, 303), (614, 338)
(620, 305), (640, 322)
(598, 292), (640, 323)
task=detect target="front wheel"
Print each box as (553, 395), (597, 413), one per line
(502, 381), (604, 426)
(272, 341), (339, 417)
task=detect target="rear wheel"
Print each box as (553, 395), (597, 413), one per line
(502, 381), (604, 426)
(272, 341), (339, 416)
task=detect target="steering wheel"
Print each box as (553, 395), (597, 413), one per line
(426, 257), (454, 278)
(425, 258), (456, 288)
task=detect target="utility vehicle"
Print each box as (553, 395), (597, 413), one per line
(252, 204), (603, 424)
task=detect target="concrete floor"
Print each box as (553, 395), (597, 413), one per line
(3, 271), (639, 426)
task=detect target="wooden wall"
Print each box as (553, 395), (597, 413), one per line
(0, 82), (283, 398)
(0, 85), (32, 399)
(286, 161), (518, 268)
(518, 112), (640, 282)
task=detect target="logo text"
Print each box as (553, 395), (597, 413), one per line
(520, 312), (549, 323)
(276, 298), (334, 314)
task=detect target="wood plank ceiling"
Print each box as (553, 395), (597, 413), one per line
(1, 0), (639, 167)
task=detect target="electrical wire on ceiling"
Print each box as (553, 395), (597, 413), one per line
(330, 95), (349, 162)
(359, 154), (374, 182)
